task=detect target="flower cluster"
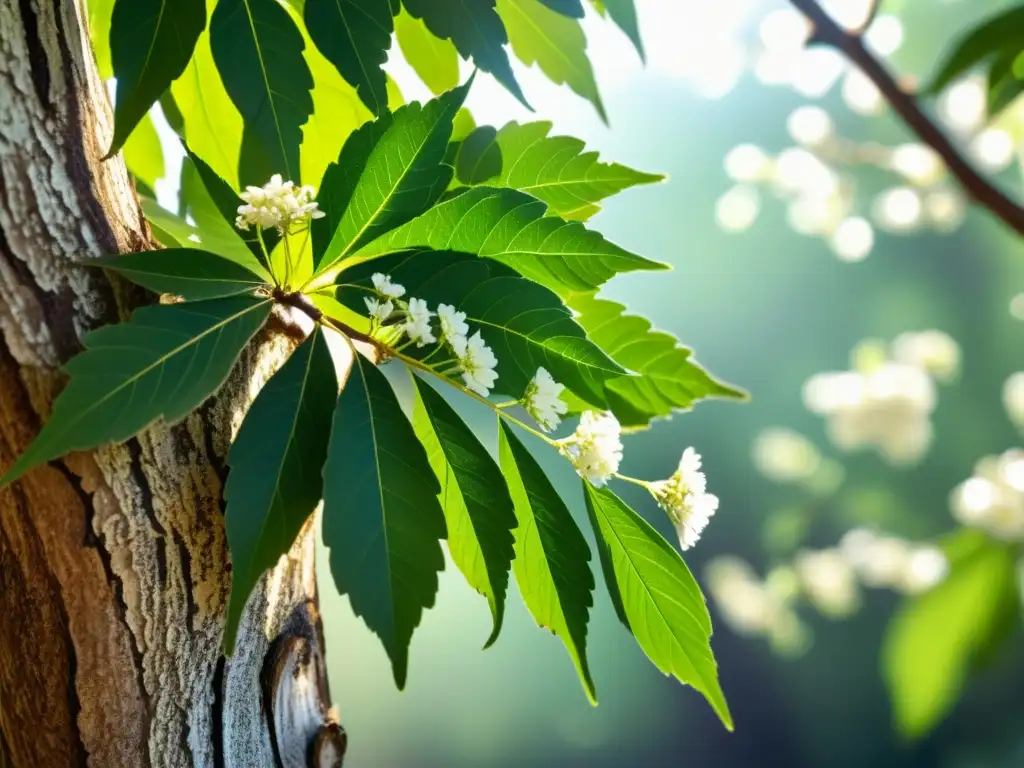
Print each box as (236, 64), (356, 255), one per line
(838, 529), (949, 595)
(523, 367), (568, 432)
(949, 448), (1024, 541)
(649, 448), (720, 551)
(235, 175), (323, 231)
(557, 411), (623, 488)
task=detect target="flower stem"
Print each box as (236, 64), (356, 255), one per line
(494, 400), (519, 409)
(613, 473), (650, 489)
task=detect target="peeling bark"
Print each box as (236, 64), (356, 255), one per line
(0, 1), (341, 766)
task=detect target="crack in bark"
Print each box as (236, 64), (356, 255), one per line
(17, 0), (52, 112)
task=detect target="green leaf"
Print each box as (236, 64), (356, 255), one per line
(569, 293), (744, 427)
(0, 297), (271, 487)
(987, 49), (1024, 116)
(315, 81), (471, 273)
(322, 351), (447, 687)
(411, 375), (517, 647)
(97, 249), (268, 301)
(143, 198), (188, 248)
(210, 0), (314, 181)
(537, 0), (583, 17)
(497, 0), (605, 122)
(354, 186), (666, 295)
(498, 421), (596, 703)
(402, 0), (528, 107)
(455, 126), (503, 185)
(304, 0), (393, 116)
(463, 121), (664, 220)
(223, 327), (338, 652)
(584, 484), (733, 730)
(338, 250), (625, 405)
(927, 6), (1024, 94)
(108, 0), (206, 155)
(394, 8), (460, 95)
(89, 0), (115, 79)
(123, 112), (165, 192)
(883, 532), (1018, 740)
(597, 0), (643, 61)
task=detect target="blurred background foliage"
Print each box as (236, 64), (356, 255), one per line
(315, 0), (1024, 765)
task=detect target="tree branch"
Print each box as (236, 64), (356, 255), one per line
(789, 0), (1024, 237)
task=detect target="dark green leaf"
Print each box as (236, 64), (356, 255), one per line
(315, 81), (471, 272)
(97, 249), (268, 300)
(584, 484), (733, 730)
(354, 187), (667, 295)
(223, 327), (339, 652)
(338, 250), (625, 405)
(455, 126), (503, 185)
(0, 297), (271, 487)
(305, 0), (394, 116)
(569, 293), (744, 427)
(987, 49), (1024, 116)
(498, 421), (596, 703)
(598, 0), (643, 60)
(402, 0), (528, 107)
(108, 0), (206, 155)
(883, 531), (1018, 739)
(143, 198), (188, 248)
(467, 121), (663, 220)
(210, 0), (314, 181)
(394, 8), (460, 95)
(537, 0), (583, 17)
(322, 351), (447, 687)
(497, 0), (605, 122)
(411, 375), (517, 647)
(927, 6), (1024, 94)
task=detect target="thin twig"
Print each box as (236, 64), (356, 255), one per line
(789, 0), (1024, 237)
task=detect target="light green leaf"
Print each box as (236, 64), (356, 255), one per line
(883, 531), (1018, 739)
(584, 484), (733, 730)
(322, 351), (447, 687)
(108, 0), (206, 155)
(223, 327), (338, 652)
(315, 81), (471, 273)
(353, 187), (666, 296)
(210, 0), (314, 182)
(89, 0), (115, 79)
(394, 8), (460, 96)
(927, 6), (1024, 94)
(402, 0), (528, 107)
(569, 293), (744, 427)
(123, 112), (165, 193)
(461, 121), (663, 220)
(498, 421), (596, 703)
(143, 198), (187, 248)
(338, 250), (625, 405)
(0, 297), (272, 487)
(411, 375), (517, 647)
(97, 249), (268, 300)
(497, 0), (605, 122)
(304, 0), (393, 115)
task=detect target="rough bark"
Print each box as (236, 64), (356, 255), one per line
(0, 1), (343, 766)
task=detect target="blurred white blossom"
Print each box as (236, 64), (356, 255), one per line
(752, 428), (821, 482)
(839, 528), (948, 594)
(1003, 372), (1024, 428)
(794, 548), (861, 617)
(950, 449), (1024, 541)
(890, 330), (960, 383)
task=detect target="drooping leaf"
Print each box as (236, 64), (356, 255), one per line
(411, 375), (517, 647)
(455, 126), (503, 185)
(353, 186), (666, 295)
(498, 421), (596, 703)
(304, 0), (394, 116)
(459, 121), (663, 220)
(497, 0), (605, 122)
(123, 113), (165, 192)
(314, 81), (471, 273)
(402, 0), (528, 107)
(986, 49), (1024, 116)
(394, 8), (460, 95)
(97, 249), (268, 301)
(108, 0), (206, 155)
(223, 327), (338, 652)
(569, 293), (744, 427)
(322, 351), (447, 687)
(926, 6), (1024, 94)
(338, 250), (625, 405)
(597, 0), (644, 61)
(584, 483), (733, 730)
(210, 0), (314, 182)
(0, 297), (272, 487)
(883, 531), (1018, 739)
(537, 0), (584, 17)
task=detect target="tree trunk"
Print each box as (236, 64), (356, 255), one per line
(0, 1), (343, 766)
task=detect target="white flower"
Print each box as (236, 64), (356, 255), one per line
(372, 273), (406, 300)
(402, 298), (435, 347)
(648, 447), (718, 550)
(452, 331), (498, 396)
(900, 546), (949, 594)
(794, 548), (860, 618)
(523, 367), (568, 431)
(437, 303), (469, 345)
(949, 449), (1024, 540)
(364, 297), (394, 325)
(235, 175), (323, 230)
(558, 411), (623, 488)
